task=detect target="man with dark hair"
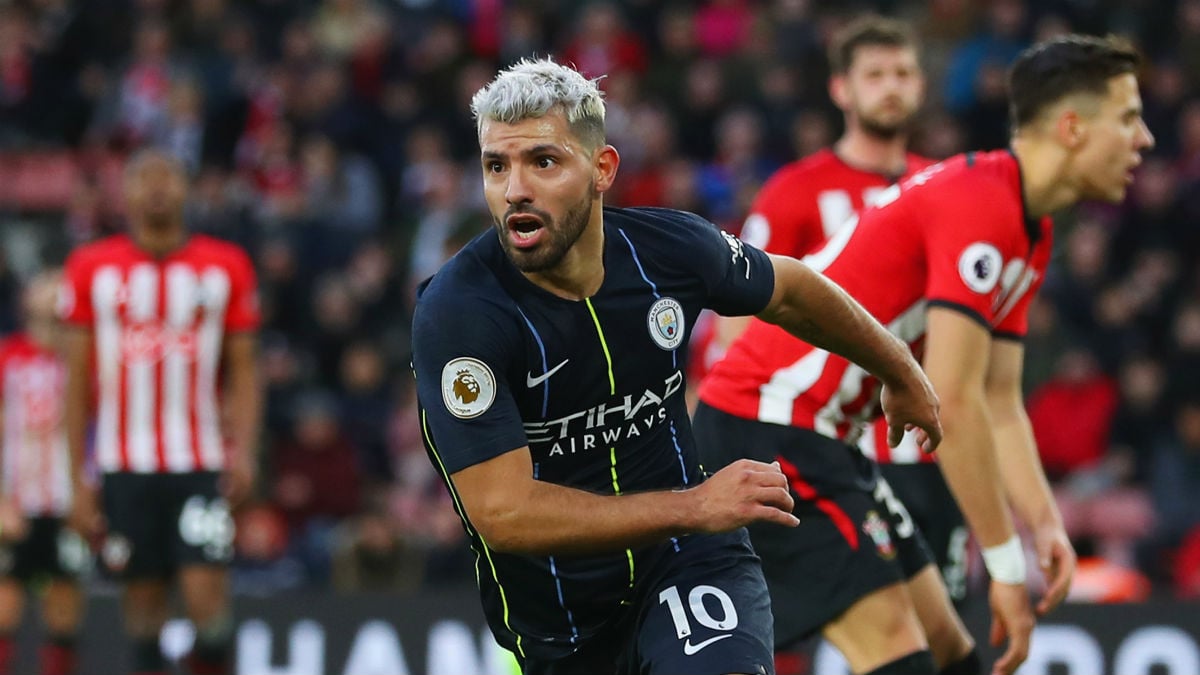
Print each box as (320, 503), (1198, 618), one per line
(411, 57), (943, 675)
(62, 149), (262, 675)
(715, 14), (977, 674)
(698, 34), (1150, 675)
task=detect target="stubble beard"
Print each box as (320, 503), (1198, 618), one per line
(497, 184), (596, 274)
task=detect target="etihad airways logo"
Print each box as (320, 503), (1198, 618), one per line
(525, 370), (684, 457)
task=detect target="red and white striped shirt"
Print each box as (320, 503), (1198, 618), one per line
(701, 151), (1053, 457)
(0, 333), (71, 516)
(60, 234), (259, 474)
(735, 148), (934, 464)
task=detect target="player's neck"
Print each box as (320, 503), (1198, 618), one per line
(833, 129), (909, 177)
(130, 220), (188, 258)
(524, 213), (606, 301)
(1010, 137), (1079, 218)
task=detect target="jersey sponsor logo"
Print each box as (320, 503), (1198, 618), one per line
(647, 297), (685, 350)
(958, 242), (1003, 294)
(441, 357), (497, 419)
(526, 359), (569, 388)
(862, 510), (896, 560)
(121, 324), (200, 362)
(525, 370), (684, 457)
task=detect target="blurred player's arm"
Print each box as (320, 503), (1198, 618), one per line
(221, 332), (262, 508)
(924, 307), (1032, 675)
(451, 448), (798, 556)
(757, 254), (941, 448)
(986, 338), (1076, 615)
(712, 314), (752, 351)
(63, 328), (102, 537)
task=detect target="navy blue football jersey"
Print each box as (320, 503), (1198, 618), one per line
(412, 206), (775, 660)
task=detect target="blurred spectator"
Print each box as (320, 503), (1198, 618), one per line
(331, 498), (425, 592)
(1140, 399), (1200, 587)
(1028, 348), (1120, 482)
(230, 503), (305, 595)
(561, 3), (648, 81)
(337, 340), (393, 481)
(943, 0), (1027, 115)
(271, 390), (363, 585)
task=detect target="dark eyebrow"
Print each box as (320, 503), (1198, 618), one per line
(482, 150), (505, 162)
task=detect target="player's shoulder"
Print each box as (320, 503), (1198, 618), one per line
(905, 149), (1017, 195)
(758, 148), (840, 190)
(415, 230), (513, 316)
(64, 234), (133, 269)
(605, 205), (717, 239)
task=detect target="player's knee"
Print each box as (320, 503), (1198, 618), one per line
(938, 648), (982, 675)
(921, 611), (972, 667)
(864, 649), (937, 675)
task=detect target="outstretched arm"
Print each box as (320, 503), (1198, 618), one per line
(449, 446), (797, 556)
(986, 338), (1076, 615)
(924, 307), (1033, 675)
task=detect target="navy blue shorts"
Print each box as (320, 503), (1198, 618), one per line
(522, 529), (775, 675)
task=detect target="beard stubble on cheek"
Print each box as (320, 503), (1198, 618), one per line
(497, 181), (598, 273)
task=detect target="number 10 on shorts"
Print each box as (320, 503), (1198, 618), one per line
(658, 584), (739, 638)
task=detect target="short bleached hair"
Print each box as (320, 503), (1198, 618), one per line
(470, 58), (607, 151)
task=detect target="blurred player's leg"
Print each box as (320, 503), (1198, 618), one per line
(0, 578), (24, 674)
(904, 565), (977, 674)
(39, 578), (82, 675)
(819, 581), (933, 674)
(178, 565), (233, 675)
(122, 579), (170, 675)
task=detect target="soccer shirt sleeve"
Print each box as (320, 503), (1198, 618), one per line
(923, 194), (1018, 330)
(224, 247), (261, 332)
(411, 286), (530, 475)
(740, 172), (818, 257)
(57, 250), (93, 327)
(683, 213), (776, 316)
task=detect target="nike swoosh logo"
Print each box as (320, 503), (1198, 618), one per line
(526, 359), (569, 388)
(683, 634), (732, 656)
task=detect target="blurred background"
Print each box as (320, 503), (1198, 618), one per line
(0, 0), (1198, 672)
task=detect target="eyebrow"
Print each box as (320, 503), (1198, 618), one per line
(481, 144), (563, 162)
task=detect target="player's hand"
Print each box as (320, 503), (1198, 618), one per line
(0, 497), (28, 543)
(988, 580), (1035, 675)
(879, 371), (942, 452)
(692, 459), (799, 532)
(1032, 523), (1076, 616)
(68, 480), (105, 544)
(221, 457), (257, 511)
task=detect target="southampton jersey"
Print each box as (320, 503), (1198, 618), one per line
(413, 206), (775, 660)
(740, 148), (933, 259)
(0, 334), (71, 516)
(60, 234), (259, 474)
(701, 150), (1052, 448)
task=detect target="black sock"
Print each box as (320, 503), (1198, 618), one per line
(865, 649), (938, 675)
(131, 637), (164, 674)
(940, 648), (982, 675)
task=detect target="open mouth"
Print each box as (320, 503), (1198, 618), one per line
(506, 213), (545, 244)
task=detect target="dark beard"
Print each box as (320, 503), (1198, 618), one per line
(859, 116), (907, 140)
(494, 186), (595, 274)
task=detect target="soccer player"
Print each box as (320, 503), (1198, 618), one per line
(732, 14), (975, 606)
(412, 58), (943, 675)
(61, 149), (262, 675)
(0, 271), (85, 675)
(713, 15), (977, 673)
(696, 34), (1151, 675)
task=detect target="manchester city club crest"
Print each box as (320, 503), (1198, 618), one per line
(647, 297), (685, 350)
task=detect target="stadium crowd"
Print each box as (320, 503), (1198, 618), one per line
(0, 0), (1198, 600)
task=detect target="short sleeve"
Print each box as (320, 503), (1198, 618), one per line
(224, 247), (261, 332)
(411, 286), (530, 474)
(674, 212), (775, 317)
(923, 197), (1020, 330)
(58, 250), (93, 326)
